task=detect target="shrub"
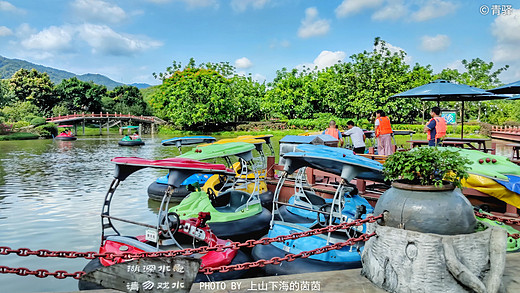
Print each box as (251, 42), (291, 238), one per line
(34, 123), (57, 138)
(30, 117), (47, 126)
(12, 120), (31, 129)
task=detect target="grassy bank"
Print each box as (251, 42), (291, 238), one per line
(0, 132), (39, 141)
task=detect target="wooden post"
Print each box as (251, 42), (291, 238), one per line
(73, 124), (77, 136)
(266, 156), (275, 178)
(99, 121), (102, 135)
(139, 124), (142, 136)
(107, 118), (110, 135)
(82, 119), (85, 135)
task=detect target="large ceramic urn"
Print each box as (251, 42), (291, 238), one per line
(373, 181), (476, 235)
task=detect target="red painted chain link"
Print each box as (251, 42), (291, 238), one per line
(474, 211), (520, 239)
(199, 232), (375, 275)
(474, 211), (520, 226)
(0, 214), (382, 279)
(0, 266), (85, 280)
(0, 214), (382, 261)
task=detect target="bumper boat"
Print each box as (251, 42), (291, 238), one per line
(171, 142), (272, 241)
(118, 135), (144, 146)
(161, 136), (217, 154)
(55, 125), (77, 140)
(79, 157), (248, 290)
(179, 140), (274, 209)
(252, 144), (383, 276)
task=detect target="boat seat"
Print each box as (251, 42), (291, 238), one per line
(303, 190), (327, 206)
(105, 236), (157, 252)
(214, 190), (250, 213)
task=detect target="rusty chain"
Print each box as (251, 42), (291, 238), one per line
(199, 232), (375, 274)
(0, 214), (382, 261)
(474, 211), (520, 239)
(0, 265), (85, 280)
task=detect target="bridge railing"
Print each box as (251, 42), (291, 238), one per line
(46, 113), (159, 123)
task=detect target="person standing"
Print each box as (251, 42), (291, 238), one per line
(344, 120), (366, 154)
(375, 110), (394, 155)
(323, 120), (344, 147)
(424, 106), (447, 146)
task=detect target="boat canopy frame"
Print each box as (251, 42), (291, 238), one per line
(101, 157), (235, 250)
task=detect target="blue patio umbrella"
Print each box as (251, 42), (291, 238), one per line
(391, 79), (508, 138)
(489, 80), (520, 94)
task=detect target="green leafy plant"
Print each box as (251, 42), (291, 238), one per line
(383, 147), (472, 188)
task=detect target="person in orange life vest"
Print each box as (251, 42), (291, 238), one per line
(374, 110), (394, 156)
(322, 120), (344, 147)
(131, 131), (140, 140)
(424, 106), (447, 147)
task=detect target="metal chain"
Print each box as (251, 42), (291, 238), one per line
(0, 265), (85, 280)
(474, 211), (520, 226)
(199, 232), (375, 274)
(474, 211), (520, 239)
(0, 214), (382, 261)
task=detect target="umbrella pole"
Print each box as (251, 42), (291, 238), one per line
(461, 101), (464, 139)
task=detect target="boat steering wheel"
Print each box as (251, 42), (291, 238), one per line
(159, 212), (180, 238)
(317, 203), (341, 227)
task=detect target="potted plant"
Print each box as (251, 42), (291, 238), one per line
(373, 147), (476, 235)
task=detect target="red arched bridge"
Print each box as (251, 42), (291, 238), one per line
(46, 112), (166, 135)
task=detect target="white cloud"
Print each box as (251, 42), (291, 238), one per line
(420, 34), (451, 52)
(0, 1), (22, 12)
(77, 24), (162, 55)
(15, 23), (36, 38)
(298, 7), (330, 39)
(445, 60), (465, 72)
(335, 0), (383, 18)
(411, 0), (457, 22)
(313, 50), (346, 70)
(491, 8), (520, 62)
(0, 26), (12, 36)
(231, 0), (269, 12)
(375, 41), (412, 64)
(297, 50), (346, 72)
(16, 23), (162, 58)
(372, 0), (407, 21)
(235, 57), (253, 69)
(72, 0), (127, 24)
(21, 26), (74, 51)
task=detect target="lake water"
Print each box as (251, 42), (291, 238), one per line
(0, 135), (514, 292)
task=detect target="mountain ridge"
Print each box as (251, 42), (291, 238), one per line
(0, 55), (151, 89)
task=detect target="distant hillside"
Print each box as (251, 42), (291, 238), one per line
(130, 83), (152, 89)
(0, 55), (125, 89)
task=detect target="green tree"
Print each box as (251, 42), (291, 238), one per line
(0, 79), (15, 107)
(229, 75), (265, 121)
(150, 59), (238, 128)
(8, 68), (56, 115)
(54, 77), (105, 113)
(103, 85), (150, 115)
(1, 101), (39, 122)
(261, 37), (432, 123)
(436, 58), (509, 122)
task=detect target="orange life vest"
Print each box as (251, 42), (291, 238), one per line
(427, 116), (447, 140)
(324, 128), (340, 140)
(375, 116), (392, 137)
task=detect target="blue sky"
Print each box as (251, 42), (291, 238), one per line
(0, 0), (519, 86)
